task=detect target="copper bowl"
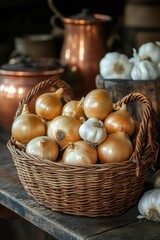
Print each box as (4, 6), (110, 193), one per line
(0, 58), (66, 131)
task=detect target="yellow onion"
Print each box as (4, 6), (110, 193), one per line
(98, 131), (133, 163)
(26, 136), (59, 161)
(61, 140), (98, 166)
(47, 115), (81, 148)
(104, 104), (135, 136)
(83, 89), (113, 120)
(11, 104), (46, 144)
(61, 97), (86, 119)
(35, 88), (64, 120)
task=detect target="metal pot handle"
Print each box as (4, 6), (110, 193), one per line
(48, 0), (63, 18)
(48, 0), (65, 29)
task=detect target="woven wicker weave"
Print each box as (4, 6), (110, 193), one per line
(7, 77), (159, 217)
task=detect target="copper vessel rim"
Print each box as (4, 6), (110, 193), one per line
(0, 68), (64, 77)
(15, 34), (54, 43)
(62, 14), (112, 25)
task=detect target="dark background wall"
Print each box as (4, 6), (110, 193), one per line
(0, 0), (53, 64)
(0, 0), (160, 64)
(0, 0), (54, 40)
(0, 0), (126, 64)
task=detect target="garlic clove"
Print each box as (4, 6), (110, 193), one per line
(131, 60), (160, 80)
(129, 48), (140, 64)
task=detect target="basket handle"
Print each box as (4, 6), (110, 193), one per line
(14, 77), (75, 119)
(114, 92), (158, 176)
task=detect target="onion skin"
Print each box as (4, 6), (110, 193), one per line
(61, 140), (98, 166)
(104, 104), (135, 136)
(61, 97), (86, 120)
(83, 89), (113, 120)
(26, 136), (59, 161)
(11, 104), (46, 144)
(35, 88), (63, 120)
(47, 115), (81, 148)
(97, 132), (133, 163)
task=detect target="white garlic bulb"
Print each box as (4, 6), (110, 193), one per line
(79, 117), (107, 145)
(99, 52), (133, 79)
(131, 60), (160, 80)
(137, 189), (160, 222)
(138, 42), (160, 64)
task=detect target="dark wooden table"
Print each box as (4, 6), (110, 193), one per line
(0, 130), (160, 240)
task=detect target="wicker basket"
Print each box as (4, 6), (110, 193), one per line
(7, 77), (159, 217)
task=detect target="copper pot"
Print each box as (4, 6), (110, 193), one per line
(0, 59), (65, 131)
(48, 1), (112, 97)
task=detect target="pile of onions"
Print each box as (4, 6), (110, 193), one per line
(11, 86), (137, 165)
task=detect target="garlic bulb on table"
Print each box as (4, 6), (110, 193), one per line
(137, 189), (160, 222)
(131, 60), (160, 80)
(99, 52), (133, 79)
(79, 117), (107, 146)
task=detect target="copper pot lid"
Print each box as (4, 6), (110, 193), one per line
(0, 57), (66, 76)
(63, 9), (112, 24)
